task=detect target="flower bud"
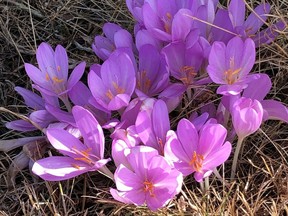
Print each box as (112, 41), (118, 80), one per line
(231, 97), (263, 139)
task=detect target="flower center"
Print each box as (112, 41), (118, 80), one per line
(105, 82), (125, 100)
(224, 57), (241, 85)
(143, 180), (155, 197)
(72, 147), (95, 165)
(137, 70), (151, 93)
(179, 65), (197, 84)
(189, 151), (204, 172)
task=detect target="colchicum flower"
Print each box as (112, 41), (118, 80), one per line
(88, 50), (136, 111)
(110, 146), (183, 211)
(207, 36), (256, 95)
(25, 42), (86, 104)
(32, 106), (110, 181)
(231, 97), (264, 140)
(135, 99), (170, 155)
(165, 119), (231, 182)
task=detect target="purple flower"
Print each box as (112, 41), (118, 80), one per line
(111, 146), (183, 211)
(163, 41), (203, 85)
(88, 50), (136, 111)
(25, 43), (85, 101)
(142, 1), (194, 42)
(164, 119), (231, 182)
(228, 1), (269, 39)
(228, 0), (285, 46)
(135, 100), (170, 155)
(207, 36), (256, 95)
(92, 23), (134, 61)
(32, 106), (110, 181)
(231, 97), (263, 139)
(135, 44), (169, 97)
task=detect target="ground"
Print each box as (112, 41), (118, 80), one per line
(0, 0), (287, 215)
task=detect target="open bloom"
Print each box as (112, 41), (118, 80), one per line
(163, 41), (203, 85)
(165, 119), (231, 182)
(135, 44), (169, 97)
(231, 97), (264, 139)
(88, 50), (136, 111)
(207, 36), (256, 95)
(32, 106), (110, 181)
(142, 1), (194, 42)
(25, 43), (85, 100)
(111, 146), (183, 211)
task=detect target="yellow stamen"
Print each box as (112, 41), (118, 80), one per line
(71, 164), (81, 169)
(166, 12), (172, 20)
(45, 73), (50, 81)
(52, 76), (64, 83)
(189, 151), (204, 172)
(71, 147), (94, 165)
(112, 82), (125, 94)
(143, 180), (155, 197)
(105, 90), (114, 100)
(179, 66), (197, 84)
(224, 57), (242, 85)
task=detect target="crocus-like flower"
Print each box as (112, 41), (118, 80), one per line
(164, 119), (231, 182)
(32, 106), (110, 181)
(142, 1), (194, 42)
(88, 50), (136, 111)
(25, 43), (86, 102)
(135, 100), (170, 155)
(111, 146), (183, 211)
(92, 23), (134, 61)
(207, 36), (256, 95)
(163, 41), (203, 85)
(228, 0), (270, 38)
(231, 97), (264, 140)
(135, 44), (169, 97)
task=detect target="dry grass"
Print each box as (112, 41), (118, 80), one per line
(0, 0), (288, 215)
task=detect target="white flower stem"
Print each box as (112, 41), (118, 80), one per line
(204, 176), (209, 192)
(231, 137), (244, 179)
(61, 95), (72, 112)
(99, 165), (114, 181)
(200, 181), (204, 193)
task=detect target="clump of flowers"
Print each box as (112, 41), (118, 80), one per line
(1, 0), (287, 212)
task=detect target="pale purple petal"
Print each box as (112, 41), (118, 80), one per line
(68, 81), (92, 106)
(46, 128), (88, 158)
(261, 100), (288, 123)
(15, 87), (45, 110)
(114, 164), (143, 192)
(54, 45), (68, 81)
(198, 123), (227, 157)
(228, 0), (245, 27)
(177, 119), (198, 158)
(67, 62), (86, 90)
(32, 156), (90, 181)
(72, 106), (104, 158)
(243, 74), (271, 100)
